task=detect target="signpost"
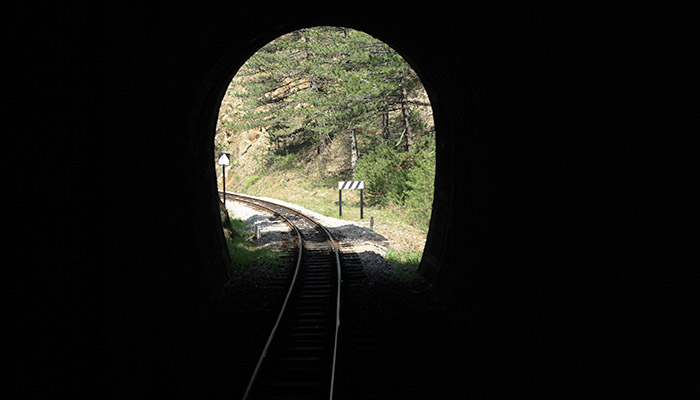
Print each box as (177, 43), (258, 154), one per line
(337, 181), (364, 219)
(218, 153), (230, 204)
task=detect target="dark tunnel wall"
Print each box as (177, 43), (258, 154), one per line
(12, 2), (697, 398)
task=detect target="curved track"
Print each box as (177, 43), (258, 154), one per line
(221, 191), (342, 400)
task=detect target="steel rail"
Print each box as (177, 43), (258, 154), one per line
(231, 196), (303, 400)
(220, 191), (342, 400)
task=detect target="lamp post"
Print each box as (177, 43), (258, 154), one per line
(218, 153), (230, 204)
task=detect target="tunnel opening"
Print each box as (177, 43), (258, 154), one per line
(194, 25), (461, 399)
(27, 3), (685, 398)
(91, 8), (484, 398)
(213, 26), (437, 280)
(177, 12), (469, 324)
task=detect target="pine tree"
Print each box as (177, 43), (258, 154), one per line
(219, 26), (435, 221)
(231, 27), (424, 157)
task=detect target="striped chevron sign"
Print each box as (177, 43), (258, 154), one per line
(337, 181), (365, 218)
(338, 181), (364, 190)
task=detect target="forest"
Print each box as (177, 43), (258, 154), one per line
(216, 26), (435, 228)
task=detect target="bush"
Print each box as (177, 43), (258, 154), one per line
(270, 153), (300, 170)
(403, 135), (435, 229)
(353, 145), (413, 205)
(225, 214), (282, 273)
(243, 174), (261, 191)
(354, 134), (435, 229)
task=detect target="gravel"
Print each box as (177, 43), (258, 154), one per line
(224, 194), (395, 283)
(210, 195), (472, 399)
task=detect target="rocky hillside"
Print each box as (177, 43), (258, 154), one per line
(215, 78), (434, 193)
(213, 27), (437, 257)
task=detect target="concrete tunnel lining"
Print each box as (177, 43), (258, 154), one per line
(185, 18), (472, 315)
(163, 9), (593, 396)
(118, 3), (586, 379)
(23, 2), (687, 397)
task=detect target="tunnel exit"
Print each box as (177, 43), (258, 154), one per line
(214, 26), (437, 275)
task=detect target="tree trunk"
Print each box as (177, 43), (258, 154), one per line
(381, 111), (390, 144)
(401, 87), (414, 152)
(349, 128), (358, 175)
(317, 131), (325, 154)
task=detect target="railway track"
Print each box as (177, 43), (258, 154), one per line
(220, 191), (344, 400)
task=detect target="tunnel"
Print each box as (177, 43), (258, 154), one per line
(13, 2), (697, 399)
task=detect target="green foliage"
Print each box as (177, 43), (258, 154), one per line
(353, 145), (412, 204)
(244, 174), (260, 191)
(221, 26), (435, 233)
(226, 214), (282, 273)
(403, 134), (436, 229)
(270, 153), (300, 170)
(233, 27), (422, 153)
(385, 248), (423, 279)
(354, 133), (435, 229)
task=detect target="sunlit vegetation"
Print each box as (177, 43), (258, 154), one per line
(224, 214), (282, 273)
(217, 26), (435, 268)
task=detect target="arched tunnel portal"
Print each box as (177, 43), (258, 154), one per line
(80, 3), (695, 398)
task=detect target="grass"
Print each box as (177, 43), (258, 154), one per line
(246, 173), (411, 222)
(243, 174), (261, 191)
(219, 148), (432, 278)
(385, 248), (422, 279)
(235, 170), (429, 266)
(225, 214), (283, 274)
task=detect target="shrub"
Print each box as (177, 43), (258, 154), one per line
(244, 174), (260, 191)
(403, 134), (436, 229)
(353, 144), (412, 205)
(354, 133), (435, 230)
(270, 153), (300, 170)
(225, 214), (282, 273)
